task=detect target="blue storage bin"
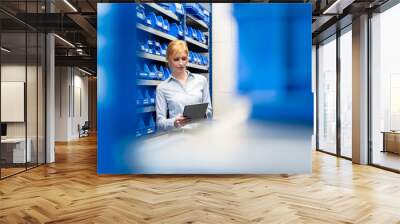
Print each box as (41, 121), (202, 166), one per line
(197, 30), (206, 43)
(192, 52), (197, 64)
(148, 65), (158, 79)
(136, 5), (146, 23)
(138, 64), (149, 79)
(156, 16), (164, 30)
(164, 67), (171, 80)
(136, 63), (140, 77)
(143, 89), (150, 105)
(184, 25), (190, 38)
(136, 89), (144, 106)
(147, 40), (154, 54)
(197, 30), (203, 42)
(197, 54), (202, 64)
(193, 53), (200, 64)
(136, 117), (146, 137)
(158, 66), (165, 80)
(146, 115), (156, 134)
(184, 3), (201, 17)
(153, 41), (162, 56)
(198, 55), (204, 65)
(161, 43), (167, 56)
(184, 3), (207, 25)
(202, 8), (210, 24)
(138, 41), (148, 53)
(145, 14), (152, 27)
(162, 19), (170, 33)
(150, 89), (155, 104)
(169, 23), (183, 38)
(190, 27), (198, 40)
(147, 12), (162, 30)
(188, 51), (194, 63)
(173, 3), (185, 16)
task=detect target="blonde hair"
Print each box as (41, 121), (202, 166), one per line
(166, 40), (189, 61)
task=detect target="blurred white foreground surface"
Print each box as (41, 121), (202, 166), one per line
(131, 98), (312, 174)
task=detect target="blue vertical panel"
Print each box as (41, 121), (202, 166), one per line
(97, 4), (137, 174)
(233, 4), (313, 125)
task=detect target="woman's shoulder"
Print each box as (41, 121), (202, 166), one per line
(156, 78), (172, 91)
(189, 72), (207, 82)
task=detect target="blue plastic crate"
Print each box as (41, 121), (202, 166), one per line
(138, 64), (149, 79)
(184, 25), (190, 37)
(150, 89), (156, 104)
(158, 66), (165, 80)
(146, 114), (156, 134)
(161, 43), (167, 56)
(143, 89), (150, 105)
(136, 63), (140, 77)
(136, 89), (144, 106)
(155, 15), (164, 30)
(136, 5), (146, 23)
(188, 51), (194, 63)
(184, 3), (208, 25)
(162, 18), (170, 33)
(148, 64), (159, 79)
(153, 41), (162, 56)
(136, 116), (146, 137)
(194, 53), (200, 64)
(138, 41), (148, 53)
(146, 40), (154, 54)
(197, 30), (206, 43)
(163, 67), (171, 80)
(198, 55), (204, 65)
(169, 23), (183, 38)
(147, 12), (162, 30)
(145, 13), (152, 27)
(173, 3), (185, 16)
(189, 27), (198, 40)
(202, 7), (210, 24)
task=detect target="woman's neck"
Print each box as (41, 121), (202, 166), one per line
(172, 70), (187, 81)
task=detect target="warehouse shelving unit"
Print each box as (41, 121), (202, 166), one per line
(135, 3), (211, 137)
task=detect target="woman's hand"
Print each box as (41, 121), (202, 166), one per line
(174, 116), (191, 128)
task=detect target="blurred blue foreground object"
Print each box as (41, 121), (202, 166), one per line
(233, 3), (313, 125)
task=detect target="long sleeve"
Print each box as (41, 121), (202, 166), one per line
(156, 86), (176, 131)
(202, 77), (213, 119)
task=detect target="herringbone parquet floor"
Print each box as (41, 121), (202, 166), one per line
(1, 135), (400, 223)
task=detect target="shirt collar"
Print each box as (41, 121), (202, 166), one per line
(167, 71), (194, 82)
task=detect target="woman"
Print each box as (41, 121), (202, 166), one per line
(156, 40), (212, 131)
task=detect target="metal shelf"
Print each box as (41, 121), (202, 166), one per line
(185, 36), (208, 50)
(138, 52), (167, 63)
(186, 14), (208, 30)
(187, 63), (208, 71)
(138, 52), (208, 71)
(137, 79), (163, 86)
(145, 3), (179, 22)
(137, 23), (177, 41)
(137, 105), (155, 113)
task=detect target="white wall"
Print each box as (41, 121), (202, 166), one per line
(212, 4), (239, 119)
(55, 67), (89, 141)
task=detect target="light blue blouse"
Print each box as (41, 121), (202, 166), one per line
(156, 72), (212, 131)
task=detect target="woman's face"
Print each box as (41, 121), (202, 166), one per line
(168, 50), (188, 74)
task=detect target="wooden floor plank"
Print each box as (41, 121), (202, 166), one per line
(1, 135), (400, 223)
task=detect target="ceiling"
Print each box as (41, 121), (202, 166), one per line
(0, 0), (393, 74)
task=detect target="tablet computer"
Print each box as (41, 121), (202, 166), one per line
(183, 103), (208, 120)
